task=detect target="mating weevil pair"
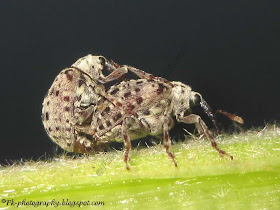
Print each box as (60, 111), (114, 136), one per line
(42, 54), (240, 170)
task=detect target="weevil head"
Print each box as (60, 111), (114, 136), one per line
(71, 54), (107, 82)
(189, 91), (202, 108)
(171, 81), (219, 133)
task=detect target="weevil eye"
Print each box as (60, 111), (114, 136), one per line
(194, 94), (201, 104)
(99, 56), (105, 66)
(190, 93), (201, 107)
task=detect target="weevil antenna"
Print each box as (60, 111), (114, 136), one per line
(200, 99), (220, 134)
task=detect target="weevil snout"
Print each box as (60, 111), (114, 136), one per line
(189, 91), (220, 133)
(200, 98), (220, 134)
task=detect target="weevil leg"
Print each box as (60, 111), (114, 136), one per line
(75, 124), (91, 133)
(72, 106), (95, 126)
(123, 65), (155, 79)
(92, 83), (124, 109)
(103, 63), (156, 82)
(178, 114), (233, 160)
(104, 59), (155, 81)
(124, 66), (174, 87)
(122, 117), (132, 170)
(97, 66), (128, 84)
(102, 59), (162, 83)
(163, 116), (178, 167)
(73, 133), (109, 153)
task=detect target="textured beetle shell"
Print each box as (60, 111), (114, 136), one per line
(42, 67), (109, 153)
(90, 79), (175, 142)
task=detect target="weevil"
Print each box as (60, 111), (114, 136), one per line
(42, 54), (133, 153)
(86, 66), (233, 169)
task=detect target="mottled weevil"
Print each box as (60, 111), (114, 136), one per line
(86, 66), (234, 169)
(42, 54), (132, 153)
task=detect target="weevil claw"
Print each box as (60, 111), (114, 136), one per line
(126, 163), (131, 170)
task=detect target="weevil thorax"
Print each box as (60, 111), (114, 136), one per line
(170, 81), (202, 118)
(72, 54), (105, 82)
(171, 81), (192, 118)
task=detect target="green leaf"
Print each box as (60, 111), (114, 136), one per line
(1, 125), (280, 209)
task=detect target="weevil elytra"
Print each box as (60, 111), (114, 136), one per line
(42, 55), (235, 170)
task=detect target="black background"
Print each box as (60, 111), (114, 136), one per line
(0, 0), (279, 164)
